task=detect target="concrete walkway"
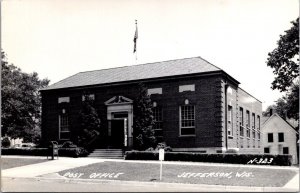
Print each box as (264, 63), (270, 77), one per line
(2, 157), (104, 178)
(1, 155), (299, 192)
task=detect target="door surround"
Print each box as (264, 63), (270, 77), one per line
(105, 96), (133, 148)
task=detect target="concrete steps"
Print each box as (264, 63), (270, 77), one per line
(88, 149), (124, 159)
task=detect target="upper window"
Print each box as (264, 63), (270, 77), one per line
(179, 84), (195, 92)
(257, 115), (261, 140)
(246, 110), (250, 128)
(180, 105), (195, 136)
(148, 88), (162, 95)
(278, 133), (284, 142)
(268, 133), (273, 142)
(239, 107), (244, 137)
(153, 107), (163, 139)
(257, 115), (260, 130)
(82, 94), (95, 101)
(252, 113), (255, 129)
(228, 105), (233, 136)
(246, 110), (250, 138)
(239, 108), (244, 126)
(58, 97), (70, 103)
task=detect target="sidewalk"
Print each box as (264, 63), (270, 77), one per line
(2, 155), (299, 192)
(2, 156), (104, 178)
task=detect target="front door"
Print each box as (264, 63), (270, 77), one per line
(110, 120), (124, 148)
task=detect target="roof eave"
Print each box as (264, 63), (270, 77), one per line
(41, 70), (224, 92)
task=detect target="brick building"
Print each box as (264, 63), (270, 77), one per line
(41, 57), (262, 153)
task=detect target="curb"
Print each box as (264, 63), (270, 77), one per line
(3, 175), (298, 192)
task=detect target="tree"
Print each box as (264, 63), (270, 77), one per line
(263, 83), (299, 121)
(266, 18), (299, 92)
(263, 98), (287, 119)
(285, 83), (299, 120)
(77, 94), (101, 147)
(1, 51), (49, 143)
(132, 83), (156, 150)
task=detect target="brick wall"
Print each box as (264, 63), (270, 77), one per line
(42, 74), (257, 151)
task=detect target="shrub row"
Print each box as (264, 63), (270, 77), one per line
(124, 151), (292, 166)
(1, 147), (89, 158)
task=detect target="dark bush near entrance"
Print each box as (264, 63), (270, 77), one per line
(1, 137), (11, 148)
(2, 147), (89, 158)
(124, 151), (292, 166)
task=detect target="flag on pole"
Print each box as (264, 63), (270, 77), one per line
(133, 20), (138, 53)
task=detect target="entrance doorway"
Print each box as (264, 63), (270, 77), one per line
(109, 120), (125, 148)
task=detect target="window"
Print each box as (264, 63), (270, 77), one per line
(246, 111), (250, 128)
(283, 147), (289, 154)
(58, 97), (70, 103)
(264, 147), (270, 153)
(278, 133), (284, 142)
(180, 105), (195, 136)
(153, 107), (163, 139)
(239, 108), (244, 137)
(82, 94), (95, 101)
(148, 88), (162, 95)
(246, 111), (250, 138)
(179, 84), (195, 92)
(257, 115), (261, 140)
(59, 111), (70, 140)
(268, 133), (273, 142)
(227, 105), (233, 136)
(252, 113), (255, 129)
(252, 130), (255, 139)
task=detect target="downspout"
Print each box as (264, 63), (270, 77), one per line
(224, 82), (229, 151)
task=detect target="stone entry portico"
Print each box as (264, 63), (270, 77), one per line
(105, 96), (133, 149)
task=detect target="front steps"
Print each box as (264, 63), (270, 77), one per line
(88, 149), (124, 159)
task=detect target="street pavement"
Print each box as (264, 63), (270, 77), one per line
(1, 155), (299, 192)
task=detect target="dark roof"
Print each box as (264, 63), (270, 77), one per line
(42, 56), (227, 90)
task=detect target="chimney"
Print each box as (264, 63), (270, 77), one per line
(270, 108), (273, 116)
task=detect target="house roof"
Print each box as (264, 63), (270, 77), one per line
(262, 113), (298, 134)
(42, 56), (233, 91)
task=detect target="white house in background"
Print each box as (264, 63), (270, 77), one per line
(261, 113), (298, 164)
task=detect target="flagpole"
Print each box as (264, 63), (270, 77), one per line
(133, 19), (138, 65)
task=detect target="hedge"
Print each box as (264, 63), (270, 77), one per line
(124, 151), (292, 166)
(1, 147), (89, 158)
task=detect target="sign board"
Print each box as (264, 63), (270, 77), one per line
(159, 149), (165, 161)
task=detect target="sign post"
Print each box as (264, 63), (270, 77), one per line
(159, 149), (164, 181)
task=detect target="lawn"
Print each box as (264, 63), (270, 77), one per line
(57, 161), (297, 187)
(1, 158), (49, 170)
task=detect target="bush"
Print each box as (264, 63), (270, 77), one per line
(1, 147), (89, 158)
(155, 142), (172, 152)
(124, 151), (292, 166)
(60, 141), (77, 148)
(145, 142), (172, 152)
(2, 137), (11, 148)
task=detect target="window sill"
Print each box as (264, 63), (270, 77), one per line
(179, 135), (196, 137)
(239, 136), (244, 139)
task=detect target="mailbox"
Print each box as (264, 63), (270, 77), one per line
(47, 141), (59, 160)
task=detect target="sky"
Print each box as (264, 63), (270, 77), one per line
(2, 0), (299, 110)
